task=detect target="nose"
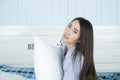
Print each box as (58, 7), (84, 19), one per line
(65, 28), (71, 35)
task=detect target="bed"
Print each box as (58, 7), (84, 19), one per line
(0, 64), (120, 80)
(0, 26), (120, 80)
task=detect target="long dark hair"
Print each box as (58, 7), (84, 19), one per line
(72, 17), (98, 80)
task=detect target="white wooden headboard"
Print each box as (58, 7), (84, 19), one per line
(0, 26), (64, 67)
(0, 26), (120, 72)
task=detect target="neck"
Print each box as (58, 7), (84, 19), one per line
(66, 44), (75, 53)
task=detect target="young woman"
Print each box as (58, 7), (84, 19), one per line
(60, 17), (98, 80)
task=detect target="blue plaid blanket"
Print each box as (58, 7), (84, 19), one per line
(0, 64), (35, 79)
(0, 64), (120, 80)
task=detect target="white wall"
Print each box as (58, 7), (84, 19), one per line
(0, 26), (120, 72)
(0, 0), (120, 26)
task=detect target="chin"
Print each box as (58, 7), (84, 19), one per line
(61, 38), (67, 44)
(61, 35), (69, 43)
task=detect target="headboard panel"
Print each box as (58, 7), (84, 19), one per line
(93, 26), (120, 72)
(0, 26), (64, 66)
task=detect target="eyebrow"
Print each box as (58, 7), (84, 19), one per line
(70, 23), (79, 32)
(74, 28), (79, 32)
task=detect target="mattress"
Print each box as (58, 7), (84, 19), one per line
(0, 64), (120, 80)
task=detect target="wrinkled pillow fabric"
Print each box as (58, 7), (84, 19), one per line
(34, 37), (63, 80)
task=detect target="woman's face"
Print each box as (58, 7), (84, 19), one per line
(62, 20), (80, 46)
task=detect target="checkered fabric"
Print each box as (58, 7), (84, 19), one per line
(0, 64), (120, 80)
(0, 64), (35, 79)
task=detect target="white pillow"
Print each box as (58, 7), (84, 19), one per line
(34, 37), (63, 80)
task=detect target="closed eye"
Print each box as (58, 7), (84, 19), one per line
(73, 30), (77, 34)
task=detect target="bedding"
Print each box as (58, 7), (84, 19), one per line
(0, 64), (35, 80)
(34, 37), (63, 80)
(0, 71), (32, 80)
(97, 72), (120, 80)
(0, 64), (120, 80)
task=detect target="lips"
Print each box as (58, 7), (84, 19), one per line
(63, 34), (69, 39)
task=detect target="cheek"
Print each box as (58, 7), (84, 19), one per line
(61, 33), (66, 41)
(62, 31), (65, 37)
(71, 35), (80, 42)
(61, 34), (64, 40)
